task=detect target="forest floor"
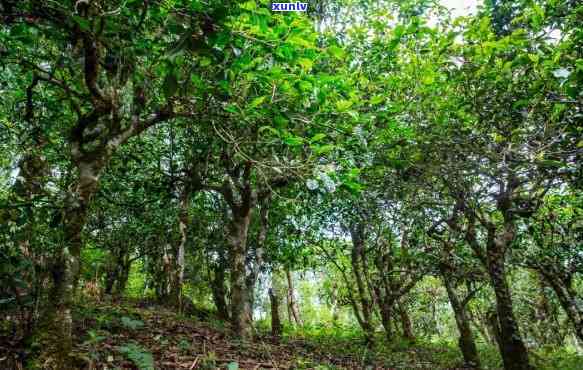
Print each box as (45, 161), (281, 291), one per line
(65, 299), (472, 370)
(2, 299), (582, 369)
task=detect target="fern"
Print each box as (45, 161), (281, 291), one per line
(117, 342), (154, 370)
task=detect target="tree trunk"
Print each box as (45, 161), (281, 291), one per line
(349, 223), (374, 342)
(286, 290), (293, 323)
(269, 272), (283, 338)
(542, 272), (583, 342)
(486, 234), (532, 370)
(157, 243), (174, 301)
(473, 317), (494, 345)
(245, 199), (269, 322)
(104, 269), (115, 296)
(378, 301), (393, 340)
(286, 268), (302, 326)
(486, 309), (503, 349)
(170, 192), (189, 310)
(12, 78), (50, 336)
(210, 247), (230, 322)
(330, 288), (340, 325)
(441, 271), (481, 369)
(34, 250), (76, 369)
(211, 263), (230, 321)
(228, 208), (253, 338)
(114, 260), (131, 300)
(104, 244), (131, 300)
(398, 303), (415, 342)
(34, 159), (102, 368)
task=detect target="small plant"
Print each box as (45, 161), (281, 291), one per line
(117, 342), (154, 370)
(178, 339), (191, 354)
(95, 313), (114, 329)
(199, 351), (217, 370)
(120, 316), (145, 330)
(82, 329), (107, 369)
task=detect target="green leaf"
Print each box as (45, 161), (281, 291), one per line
(422, 74), (435, 85)
(538, 160), (564, 168)
(72, 15), (90, 31)
(327, 45), (345, 59)
(309, 133), (326, 143)
(274, 115), (289, 128)
(190, 74), (204, 89)
(286, 35), (313, 49)
(224, 104), (239, 114)
(370, 95), (385, 105)
(259, 126), (280, 137)
(298, 81), (313, 92)
(276, 44), (295, 60)
(297, 58), (314, 72)
(342, 180), (363, 194)
(348, 168), (361, 177)
(249, 96), (267, 109)
(199, 57), (212, 67)
(313, 144), (335, 155)
(335, 100), (352, 112)
(240, 1), (256, 10)
(284, 136), (303, 146)
(227, 362), (239, 370)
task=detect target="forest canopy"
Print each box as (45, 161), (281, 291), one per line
(0, 0), (581, 369)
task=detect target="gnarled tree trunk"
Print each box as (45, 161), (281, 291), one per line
(398, 302), (415, 342)
(228, 206), (253, 338)
(486, 226), (531, 370)
(35, 154), (105, 368)
(463, 212), (532, 370)
(441, 269), (481, 369)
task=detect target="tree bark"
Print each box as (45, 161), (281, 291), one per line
(103, 242), (131, 300)
(378, 301), (393, 340)
(441, 270), (481, 369)
(286, 268), (302, 327)
(10, 100), (50, 337)
(228, 207), (253, 338)
(169, 191), (190, 310)
(463, 213), (531, 370)
(486, 228), (532, 370)
(541, 271), (583, 342)
(34, 156), (105, 368)
(35, 102), (173, 366)
(211, 262), (230, 321)
(210, 244), (230, 321)
(486, 309), (503, 349)
(349, 223), (374, 342)
(245, 199), (269, 321)
(269, 272), (283, 339)
(398, 302), (415, 342)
